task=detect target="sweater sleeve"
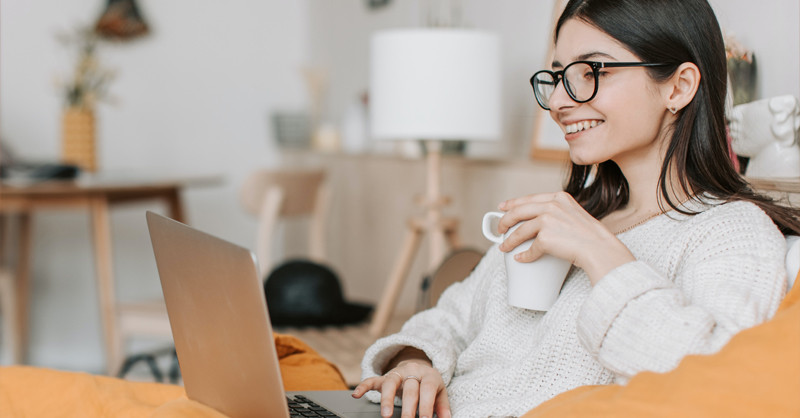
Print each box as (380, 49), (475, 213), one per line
(577, 202), (788, 381)
(360, 246), (501, 388)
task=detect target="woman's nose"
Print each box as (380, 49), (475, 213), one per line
(548, 79), (575, 111)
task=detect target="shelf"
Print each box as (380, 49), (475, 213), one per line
(747, 177), (800, 193)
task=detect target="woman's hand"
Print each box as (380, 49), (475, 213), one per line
(497, 191), (635, 284)
(352, 349), (451, 418)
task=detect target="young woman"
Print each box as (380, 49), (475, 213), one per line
(352, 1), (798, 417)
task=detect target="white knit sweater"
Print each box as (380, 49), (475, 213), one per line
(361, 199), (788, 418)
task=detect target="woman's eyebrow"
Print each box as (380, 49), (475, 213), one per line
(577, 51), (617, 61)
(551, 51), (618, 68)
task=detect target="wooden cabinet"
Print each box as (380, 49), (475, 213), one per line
(279, 151), (567, 314)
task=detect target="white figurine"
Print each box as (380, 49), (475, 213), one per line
(729, 95), (800, 178)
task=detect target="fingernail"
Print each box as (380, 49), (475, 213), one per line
(515, 253), (522, 261)
(498, 201), (507, 209)
(382, 406), (392, 416)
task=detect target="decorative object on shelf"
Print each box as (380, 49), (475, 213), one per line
(366, 0), (392, 10)
(301, 66), (341, 153)
(62, 108), (98, 172)
(422, 0), (463, 27)
(724, 33), (756, 106)
(340, 92), (370, 154)
(729, 95), (800, 178)
(56, 27), (116, 172)
(312, 123), (341, 153)
(272, 112), (312, 150)
(368, 28), (501, 336)
(94, 0), (150, 41)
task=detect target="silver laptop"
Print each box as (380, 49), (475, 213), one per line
(146, 211), (400, 418)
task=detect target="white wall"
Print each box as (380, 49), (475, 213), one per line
(310, 0), (800, 158)
(1, 0), (310, 371)
(709, 0), (800, 102)
(1, 0), (798, 373)
(307, 0), (553, 158)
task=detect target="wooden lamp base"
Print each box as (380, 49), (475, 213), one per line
(369, 141), (462, 337)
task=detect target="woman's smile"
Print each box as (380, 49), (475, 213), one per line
(564, 119), (605, 134)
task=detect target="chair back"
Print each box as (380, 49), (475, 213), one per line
(240, 169), (331, 277)
(417, 248), (483, 311)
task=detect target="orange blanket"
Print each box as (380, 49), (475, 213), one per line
(0, 333), (347, 417)
(524, 276), (800, 418)
(4, 284), (799, 418)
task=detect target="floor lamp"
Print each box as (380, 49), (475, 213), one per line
(368, 29), (501, 336)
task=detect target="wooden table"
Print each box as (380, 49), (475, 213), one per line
(0, 173), (221, 374)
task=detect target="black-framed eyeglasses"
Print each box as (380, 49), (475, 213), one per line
(530, 61), (670, 110)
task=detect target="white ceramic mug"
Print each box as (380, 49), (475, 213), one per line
(482, 211), (572, 311)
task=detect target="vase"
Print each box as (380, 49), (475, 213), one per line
(61, 107), (97, 172)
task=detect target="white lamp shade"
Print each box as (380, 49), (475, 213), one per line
(370, 29), (501, 141)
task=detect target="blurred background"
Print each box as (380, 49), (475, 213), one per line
(1, 0), (798, 375)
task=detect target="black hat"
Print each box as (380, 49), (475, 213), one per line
(264, 259), (373, 327)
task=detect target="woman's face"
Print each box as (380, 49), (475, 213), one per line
(549, 18), (671, 167)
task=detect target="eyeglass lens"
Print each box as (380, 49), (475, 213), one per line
(533, 62), (596, 109)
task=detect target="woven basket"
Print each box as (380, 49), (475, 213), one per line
(62, 107), (97, 172)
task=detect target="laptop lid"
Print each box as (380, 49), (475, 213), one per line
(146, 211), (289, 418)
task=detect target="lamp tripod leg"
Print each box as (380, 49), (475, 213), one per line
(444, 222), (461, 250)
(369, 224), (424, 337)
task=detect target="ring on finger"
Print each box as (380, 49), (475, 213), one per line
(402, 375), (422, 384)
(386, 371), (403, 381)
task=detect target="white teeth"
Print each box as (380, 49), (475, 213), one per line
(565, 120), (603, 134)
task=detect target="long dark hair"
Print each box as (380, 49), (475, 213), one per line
(557, 0), (800, 234)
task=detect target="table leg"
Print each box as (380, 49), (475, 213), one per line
(0, 214), (6, 263)
(166, 189), (186, 223)
(14, 212), (32, 364)
(89, 197), (121, 375)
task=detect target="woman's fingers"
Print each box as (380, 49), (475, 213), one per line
(417, 378), (441, 418)
(497, 192), (576, 234)
(498, 191), (583, 231)
(351, 377), (381, 398)
(352, 376), (399, 418)
(354, 365), (448, 418)
(514, 236), (547, 263)
(498, 192), (561, 211)
(400, 377), (421, 418)
(497, 202), (547, 234)
(433, 389), (452, 418)
(380, 374), (402, 417)
(498, 217), (542, 254)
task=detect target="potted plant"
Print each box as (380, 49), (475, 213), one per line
(725, 33), (756, 106)
(56, 27), (115, 172)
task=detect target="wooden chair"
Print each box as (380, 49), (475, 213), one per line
(239, 169), (331, 278)
(416, 248), (483, 312)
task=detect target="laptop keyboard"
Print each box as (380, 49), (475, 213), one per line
(287, 394), (340, 417)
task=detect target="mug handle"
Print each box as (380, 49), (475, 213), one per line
(482, 211), (504, 244)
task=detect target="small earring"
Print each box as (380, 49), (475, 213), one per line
(669, 106), (678, 115)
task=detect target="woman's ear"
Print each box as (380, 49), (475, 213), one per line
(665, 62), (701, 113)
